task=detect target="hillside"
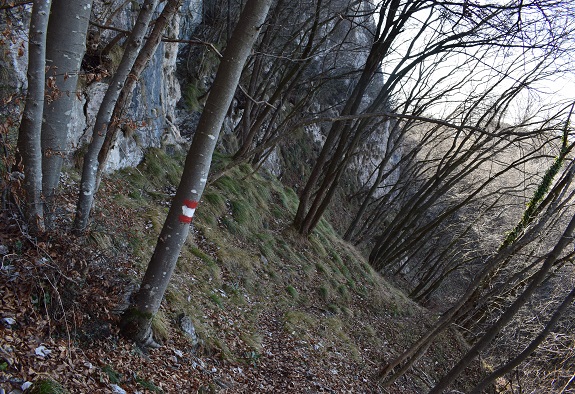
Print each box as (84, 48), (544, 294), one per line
(2, 0), (575, 392)
(0, 150), (481, 393)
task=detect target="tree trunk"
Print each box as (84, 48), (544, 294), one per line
(97, 0), (182, 177)
(430, 212), (575, 393)
(293, 0), (404, 234)
(470, 286), (575, 394)
(344, 157), (387, 241)
(379, 158), (575, 386)
(73, 0), (159, 233)
(17, 0), (51, 234)
(120, 0), (272, 347)
(41, 0), (92, 228)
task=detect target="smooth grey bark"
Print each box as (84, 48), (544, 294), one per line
(120, 0), (272, 347)
(17, 0), (51, 233)
(430, 212), (575, 393)
(73, 0), (159, 233)
(96, 0), (182, 178)
(41, 0), (92, 228)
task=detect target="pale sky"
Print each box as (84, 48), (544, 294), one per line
(374, 1), (575, 125)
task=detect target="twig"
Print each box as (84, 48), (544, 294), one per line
(560, 371), (575, 394)
(44, 273), (73, 360)
(238, 84), (277, 109)
(88, 20), (223, 56)
(161, 37), (223, 58)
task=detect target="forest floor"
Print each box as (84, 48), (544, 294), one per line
(0, 150), (483, 393)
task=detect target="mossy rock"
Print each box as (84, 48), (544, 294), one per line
(29, 379), (68, 394)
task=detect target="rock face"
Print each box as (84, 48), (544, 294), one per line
(257, 0), (393, 189)
(0, 1), (202, 171)
(76, 0), (203, 171)
(1, 0), (391, 184)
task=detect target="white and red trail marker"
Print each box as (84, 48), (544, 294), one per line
(179, 199), (198, 223)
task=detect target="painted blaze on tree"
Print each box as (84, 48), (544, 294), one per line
(120, 0), (273, 347)
(179, 199), (198, 223)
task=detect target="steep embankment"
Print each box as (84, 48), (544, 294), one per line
(0, 150), (480, 393)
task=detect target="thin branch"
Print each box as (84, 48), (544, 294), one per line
(238, 84), (277, 109)
(88, 20), (222, 56)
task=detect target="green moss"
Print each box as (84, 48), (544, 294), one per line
(102, 365), (122, 384)
(330, 250), (344, 266)
(203, 191), (226, 212)
(309, 235), (328, 257)
(183, 82), (204, 112)
(284, 310), (317, 339)
(286, 285), (299, 300)
(164, 287), (185, 306)
(271, 205), (287, 219)
(356, 284), (368, 297)
(337, 284), (349, 301)
(190, 246), (214, 264)
(144, 154), (164, 178)
(277, 188), (299, 212)
(194, 207), (218, 227)
(221, 216), (245, 237)
(240, 331), (263, 352)
(214, 175), (241, 196)
(346, 279), (356, 290)
(230, 199), (251, 224)
(29, 379), (68, 394)
(316, 217), (337, 237)
(134, 374), (164, 393)
(327, 303), (340, 314)
(318, 286), (330, 302)
(267, 269), (277, 280)
(143, 148), (184, 186)
(338, 263), (351, 280)
(502, 134), (571, 248)
(209, 293), (223, 308)
(211, 336), (233, 360)
(151, 310), (171, 342)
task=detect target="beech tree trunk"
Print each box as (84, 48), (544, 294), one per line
(97, 0), (182, 177)
(17, 0), (51, 234)
(120, 0), (272, 347)
(73, 0), (159, 233)
(41, 0), (92, 228)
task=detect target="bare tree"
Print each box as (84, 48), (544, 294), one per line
(96, 0), (182, 178)
(73, 0), (159, 233)
(232, 0), (364, 161)
(120, 0), (272, 347)
(470, 285), (575, 394)
(41, 0), (93, 228)
(378, 140), (575, 387)
(17, 0), (51, 233)
(430, 205), (575, 393)
(292, 0), (516, 236)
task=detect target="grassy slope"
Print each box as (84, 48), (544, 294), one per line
(0, 148), (481, 393)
